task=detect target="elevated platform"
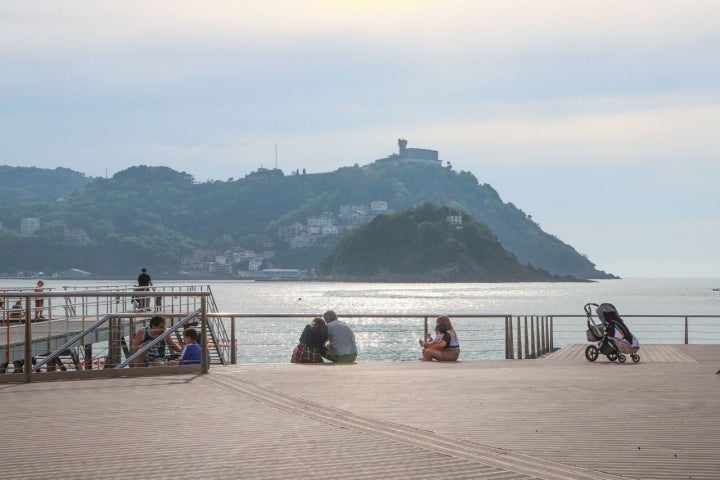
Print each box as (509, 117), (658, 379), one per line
(2, 345), (719, 479)
(1, 312), (191, 361)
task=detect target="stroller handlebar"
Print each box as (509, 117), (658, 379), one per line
(584, 303), (599, 316)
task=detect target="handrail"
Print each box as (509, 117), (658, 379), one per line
(1, 289), (215, 382)
(117, 308), (202, 368)
(206, 316), (230, 365)
(5, 303), (720, 381)
(32, 313), (116, 371)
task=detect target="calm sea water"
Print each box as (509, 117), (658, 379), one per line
(3, 278), (719, 363)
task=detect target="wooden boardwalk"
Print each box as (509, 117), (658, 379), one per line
(1, 344), (718, 479)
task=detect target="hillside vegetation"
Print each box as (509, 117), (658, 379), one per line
(319, 202), (565, 282)
(0, 162), (614, 279)
(0, 165), (90, 206)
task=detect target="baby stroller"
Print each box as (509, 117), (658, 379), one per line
(584, 302), (640, 363)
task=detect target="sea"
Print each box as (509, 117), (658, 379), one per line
(3, 278), (720, 363)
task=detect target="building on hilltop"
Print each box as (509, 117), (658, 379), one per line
(20, 217), (40, 236)
(245, 167), (284, 179)
(370, 201), (388, 213)
(397, 138), (441, 166)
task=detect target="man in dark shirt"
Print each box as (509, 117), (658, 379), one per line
(136, 268), (152, 310)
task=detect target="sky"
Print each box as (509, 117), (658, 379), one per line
(1, 0), (719, 278)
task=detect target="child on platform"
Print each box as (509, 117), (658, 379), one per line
(419, 324), (447, 356)
(168, 328), (202, 366)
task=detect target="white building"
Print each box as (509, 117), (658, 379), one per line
(321, 225), (339, 235)
(446, 215), (463, 226)
(20, 218), (40, 236)
(340, 204), (369, 218)
(370, 201), (388, 213)
(248, 259), (263, 271)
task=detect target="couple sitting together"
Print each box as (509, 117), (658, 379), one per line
(291, 310), (357, 364)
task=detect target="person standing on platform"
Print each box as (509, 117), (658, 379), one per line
(136, 268), (153, 311)
(322, 310), (357, 364)
(34, 280), (45, 321)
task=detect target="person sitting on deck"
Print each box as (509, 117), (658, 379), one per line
(168, 328), (202, 366)
(322, 310), (357, 364)
(291, 317), (328, 363)
(421, 315), (460, 362)
(9, 301), (24, 323)
(132, 315), (182, 366)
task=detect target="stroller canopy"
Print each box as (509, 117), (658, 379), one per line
(597, 303), (634, 343)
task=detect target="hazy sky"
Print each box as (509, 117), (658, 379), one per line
(2, 1), (719, 277)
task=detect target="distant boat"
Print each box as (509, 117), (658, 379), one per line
(713, 288), (720, 292)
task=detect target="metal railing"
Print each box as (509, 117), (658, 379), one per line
(211, 313), (512, 364)
(4, 301), (720, 382)
(204, 312), (720, 364)
(552, 313), (720, 343)
(1, 290), (215, 383)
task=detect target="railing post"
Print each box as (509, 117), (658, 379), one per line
(684, 316), (689, 344)
(423, 316), (429, 343)
(542, 316), (547, 354)
(516, 315), (522, 360)
(550, 316), (554, 351)
(230, 316), (237, 365)
(524, 316), (529, 360)
(106, 318), (121, 368)
(507, 316), (514, 360)
(530, 316), (536, 359)
(200, 297), (208, 374)
(536, 316), (541, 357)
(504, 317), (508, 359)
(84, 344), (92, 371)
(24, 296), (32, 383)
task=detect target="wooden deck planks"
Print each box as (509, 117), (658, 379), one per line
(544, 344), (698, 363)
(1, 345), (719, 479)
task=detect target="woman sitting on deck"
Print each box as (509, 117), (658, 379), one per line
(291, 317), (328, 363)
(421, 315), (460, 362)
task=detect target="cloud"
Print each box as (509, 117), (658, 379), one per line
(1, 1), (719, 276)
(2, 1), (719, 58)
(435, 98), (720, 168)
(543, 218), (720, 277)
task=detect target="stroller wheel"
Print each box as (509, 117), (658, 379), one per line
(607, 351), (618, 362)
(584, 345), (599, 362)
(618, 354), (627, 363)
(631, 354), (640, 363)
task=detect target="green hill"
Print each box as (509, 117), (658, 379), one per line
(318, 202), (565, 282)
(0, 162), (615, 279)
(0, 165), (91, 206)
